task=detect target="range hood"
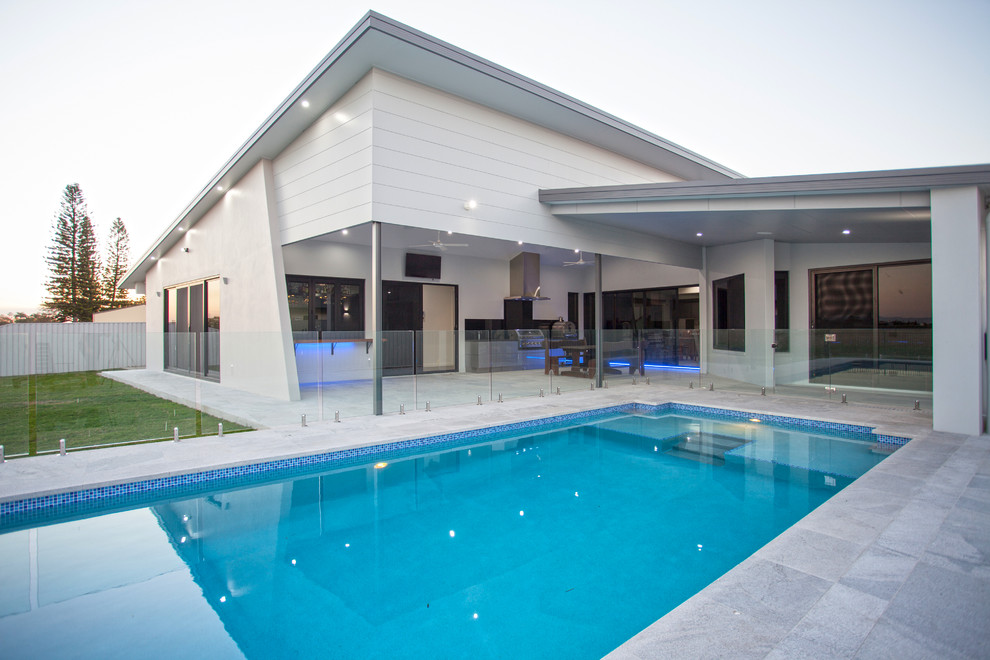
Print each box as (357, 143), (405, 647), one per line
(505, 252), (550, 301)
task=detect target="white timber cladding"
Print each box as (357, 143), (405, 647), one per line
(273, 74), (375, 245)
(369, 70), (687, 262)
(272, 70), (692, 261)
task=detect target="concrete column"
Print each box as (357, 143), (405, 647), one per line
(931, 187), (985, 435)
(371, 221), (383, 415)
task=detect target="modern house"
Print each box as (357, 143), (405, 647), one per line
(120, 11), (990, 436)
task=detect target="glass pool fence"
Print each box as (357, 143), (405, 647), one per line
(0, 326), (932, 457)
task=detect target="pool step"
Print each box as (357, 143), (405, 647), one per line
(664, 432), (748, 466)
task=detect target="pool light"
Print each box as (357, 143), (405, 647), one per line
(749, 418), (761, 423)
(374, 462), (388, 469)
(449, 530), (456, 538)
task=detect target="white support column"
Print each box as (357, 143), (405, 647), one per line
(931, 186), (985, 435)
(758, 239), (776, 389)
(698, 247), (708, 377)
(594, 254), (604, 389)
(371, 221), (383, 415)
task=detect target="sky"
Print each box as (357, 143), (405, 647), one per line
(1, 0), (988, 313)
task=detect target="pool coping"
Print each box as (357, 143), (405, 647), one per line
(0, 384), (984, 658)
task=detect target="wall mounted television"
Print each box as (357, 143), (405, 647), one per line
(405, 252), (442, 279)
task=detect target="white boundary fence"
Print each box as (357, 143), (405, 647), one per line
(0, 322), (146, 377)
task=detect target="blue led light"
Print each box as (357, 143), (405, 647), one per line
(643, 363), (701, 372)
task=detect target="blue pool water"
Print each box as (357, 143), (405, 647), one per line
(0, 408), (904, 659)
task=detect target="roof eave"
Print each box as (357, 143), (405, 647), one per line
(122, 11), (741, 290)
(539, 163), (990, 205)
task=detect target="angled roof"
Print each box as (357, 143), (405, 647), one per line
(121, 11), (740, 289)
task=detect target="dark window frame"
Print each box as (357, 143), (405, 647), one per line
(285, 275), (365, 338)
(774, 270), (790, 353)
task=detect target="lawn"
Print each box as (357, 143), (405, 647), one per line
(0, 371), (251, 457)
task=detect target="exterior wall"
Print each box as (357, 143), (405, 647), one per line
(601, 258), (699, 292)
(705, 240), (775, 386)
(145, 160), (299, 401)
(93, 305), (146, 323)
(368, 70), (698, 267)
(273, 74), (374, 245)
(931, 187), (985, 435)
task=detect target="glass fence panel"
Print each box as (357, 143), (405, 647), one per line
(0, 321), (938, 460)
(414, 331), (486, 410)
(773, 329), (932, 409)
(380, 330), (418, 415)
(489, 329), (549, 402)
(0, 360), (30, 458)
(0, 331), (253, 456)
(295, 330), (373, 423)
(537, 328), (588, 396)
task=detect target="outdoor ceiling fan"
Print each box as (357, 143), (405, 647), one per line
(563, 251), (595, 267)
(411, 231), (469, 251)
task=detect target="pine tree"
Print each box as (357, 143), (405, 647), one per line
(44, 184), (103, 321)
(102, 217), (131, 309)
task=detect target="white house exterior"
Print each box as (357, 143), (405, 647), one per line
(121, 11), (990, 436)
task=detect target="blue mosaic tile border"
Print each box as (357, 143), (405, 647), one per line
(0, 402), (909, 527)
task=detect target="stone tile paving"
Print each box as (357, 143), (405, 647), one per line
(1, 372), (986, 659)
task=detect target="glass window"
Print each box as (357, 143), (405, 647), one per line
(285, 276), (365, 337)
(206, 278), (221, 377)
(287, 280), (311, 332)
(809, 260), (931, 390)
(164, 278), (221, 379)
(335, 283), (363, 334)
(774, 271), (789, 353)
(713, 274), (745, 351)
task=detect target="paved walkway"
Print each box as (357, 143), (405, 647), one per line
(1, 376), (985, 659)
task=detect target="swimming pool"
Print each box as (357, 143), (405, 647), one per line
(0, 404), (907, 659)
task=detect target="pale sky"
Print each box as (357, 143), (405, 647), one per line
(1, 0), (988, 313)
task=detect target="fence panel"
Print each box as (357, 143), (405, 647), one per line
(0, 322), (146, 376)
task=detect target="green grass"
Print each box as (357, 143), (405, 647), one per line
(0, 372), (252, 457)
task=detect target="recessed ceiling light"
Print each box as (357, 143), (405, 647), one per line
(301, 99), (310, 108)
(757, 231), (773, 235)
(842, 229), (851, 235)
(463, 199), (477, 210)
(177, 227), (185, 232)
(574, 249), (580, 253)
(216, 185), (223, 192)
(696, 232), (703, 237)
(517, 240), (523, 245)
(342, 229), (349, 235)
